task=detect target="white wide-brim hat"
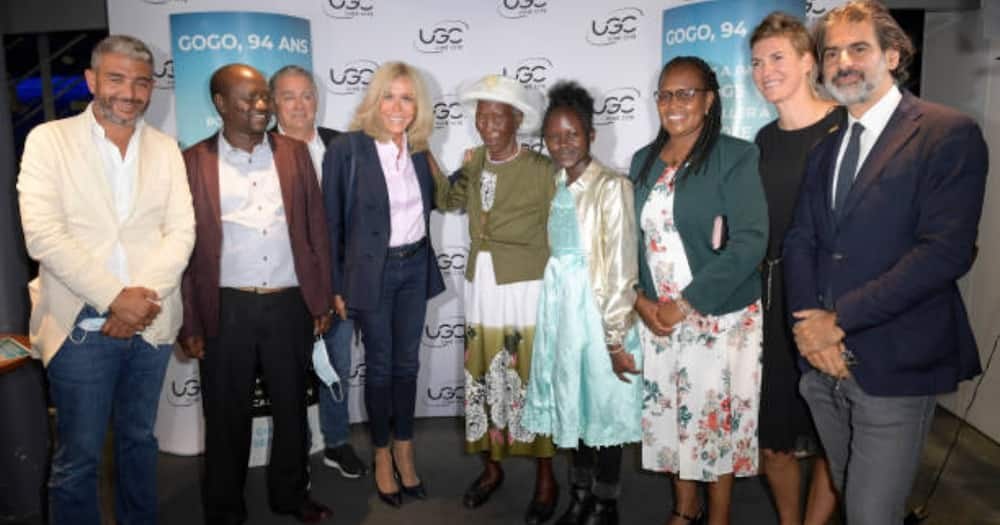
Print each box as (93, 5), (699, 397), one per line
(459, 74), (544, 133)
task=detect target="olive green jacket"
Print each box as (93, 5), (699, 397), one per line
(434, 146), (556, 284)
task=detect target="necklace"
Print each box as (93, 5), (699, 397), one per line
(486, 144), (520, 164)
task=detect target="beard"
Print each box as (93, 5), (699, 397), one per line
(824, 55), (889, 106)
(95, 95), (147, 127)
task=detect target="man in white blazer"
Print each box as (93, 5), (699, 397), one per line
(17, 35), (195, 525)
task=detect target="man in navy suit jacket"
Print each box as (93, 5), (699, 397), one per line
(783, 2), (988, 523)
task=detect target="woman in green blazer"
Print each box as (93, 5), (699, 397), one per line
(629, 56), (768, 525)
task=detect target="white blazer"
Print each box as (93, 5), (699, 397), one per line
(17, 108), (195, 365)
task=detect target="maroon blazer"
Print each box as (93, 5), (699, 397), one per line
(180, 132), (332, 339)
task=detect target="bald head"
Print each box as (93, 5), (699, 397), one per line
(210, 63), (272, 147)
(210, 63), (265, 100)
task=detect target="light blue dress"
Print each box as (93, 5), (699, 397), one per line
(522, 177), (643, 449)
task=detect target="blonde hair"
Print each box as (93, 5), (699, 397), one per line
(349, 61), (433, 152)
(751, 12), (824, 98)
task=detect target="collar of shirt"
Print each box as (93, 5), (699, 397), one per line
(375, 134), (410, 172)
(277, 124), (323, 150)
(278, 124), (326, 179)
(218, 130), (273, 169)
(86, 102), (144, 162)
(847, 84), (902, 142)
(565, 160), (601, 196)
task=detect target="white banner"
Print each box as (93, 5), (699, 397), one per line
(111, 0), (835, 458)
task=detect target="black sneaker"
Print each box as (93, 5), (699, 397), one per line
(323, 444), (368, 479)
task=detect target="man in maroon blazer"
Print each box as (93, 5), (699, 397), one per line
(179, 63), (333, 524)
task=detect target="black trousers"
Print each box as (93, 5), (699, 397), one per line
(573, 442), (623, 486)
(200, 288), (312, 524)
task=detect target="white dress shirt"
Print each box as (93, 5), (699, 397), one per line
(87, 103), (142, 286)
(278, 124), (325, 183)
(374, 136), (426, 247)
(217, 133), (298, 288)
(831, 84), (902, 207)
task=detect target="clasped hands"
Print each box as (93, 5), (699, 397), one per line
(635, 292), (687, 337)
(792, 309), (850, 379)
(103, 286), (161, 339)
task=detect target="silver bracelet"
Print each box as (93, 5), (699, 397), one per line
(676, 297), (694, 318)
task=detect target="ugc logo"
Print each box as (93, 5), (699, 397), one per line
(425, 383), (465, 407)
(167, 377), (201, 407)
(414, 20), (469, 54)
(594, 87), (640, 126)
(587, 7), (643, 46)
(433, 95), (465, 129)
(153, 57), (174, 90)
(326, 59), (379, 95)
(497, 0), (548, 19)
(322, 0), (374, 19)
(422, 316), (466, 350)
(501, 57), (553, 90)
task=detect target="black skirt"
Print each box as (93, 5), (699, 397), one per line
(758, 262), (819, 453)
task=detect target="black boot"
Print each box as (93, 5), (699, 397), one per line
(581, 498), (618, 525)
(556, 485), (594, 525)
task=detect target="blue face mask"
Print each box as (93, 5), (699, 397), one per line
(312, 336), (344, 402)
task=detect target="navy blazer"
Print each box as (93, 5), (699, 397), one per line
(783, 91), (988, 396)
(321, 131), (445, 311)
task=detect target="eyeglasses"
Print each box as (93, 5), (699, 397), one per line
(654, 88), (709, 105)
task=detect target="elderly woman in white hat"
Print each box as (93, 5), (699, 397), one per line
(434, 74), (559, 524)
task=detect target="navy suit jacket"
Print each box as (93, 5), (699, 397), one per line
(321, 131), (445, 311)
(783, 91), (988, 396)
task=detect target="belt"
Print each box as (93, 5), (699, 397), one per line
(386, 237), (427, 259)
(230, 286), (291, 294)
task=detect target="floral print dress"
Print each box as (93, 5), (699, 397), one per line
(638, 166), (762, 482)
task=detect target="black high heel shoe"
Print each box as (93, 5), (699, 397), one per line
(373, 459), (402, 508)
(392, 459), (427, 500)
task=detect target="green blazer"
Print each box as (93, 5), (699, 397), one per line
(434, 146), (556, 284)
(629, 134), (766, 315)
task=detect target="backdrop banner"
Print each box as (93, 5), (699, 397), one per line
(107, 0), (832, 460)
(170, 11), (313, 147)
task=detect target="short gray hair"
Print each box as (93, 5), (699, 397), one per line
(90, 34), (154, 70)
(269, 64), (317, 94)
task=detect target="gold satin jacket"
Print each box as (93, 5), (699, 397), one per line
(563, 160), (638, 347)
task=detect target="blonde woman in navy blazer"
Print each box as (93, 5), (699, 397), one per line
(321, 62), (445, 508)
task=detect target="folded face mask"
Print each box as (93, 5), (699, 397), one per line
(312, 336), (344, 402)
(77, 317), (106, 332)
(67, 316), (106, 344)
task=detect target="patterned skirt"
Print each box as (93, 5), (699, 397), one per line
(639, 301), (763, 482)
(463, 252), (555, 459)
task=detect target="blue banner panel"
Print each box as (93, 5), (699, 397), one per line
(170, 12), (312, 148)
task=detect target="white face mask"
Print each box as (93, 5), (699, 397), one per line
(312, 336), (344, 402)
(68, 316), (107, 344)
(77, 317), (106, 332)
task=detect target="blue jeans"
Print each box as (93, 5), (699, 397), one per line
(800, 370), (936, 525)
(318, 318), (353, 447)
(354, 243), (428, 448)
(46, 305), (172, 525)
